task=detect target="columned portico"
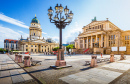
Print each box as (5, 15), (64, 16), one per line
(91, 36), (93, 48)
(87, 37), (88, 48)
(101, 34), (103, 47)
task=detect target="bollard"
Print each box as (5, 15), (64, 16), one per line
(15, 53), (18, 62)
(24, 56), (31, 67)
(90, 55), (97, 67)
(110, 54), (114, 62)
(120, 53), (124, 60)
(18, 55), (22, 63)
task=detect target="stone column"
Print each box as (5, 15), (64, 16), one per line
(87, 37), (88, 48)
(78, 38), (80, 49)
(101, 34), (103, 47)
(91, 36), (93, 48)
(83, 38), (85, 49)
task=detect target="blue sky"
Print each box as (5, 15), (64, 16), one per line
(0, 0), (130, 48)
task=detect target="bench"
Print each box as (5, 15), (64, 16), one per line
(31, 60), (42, 66)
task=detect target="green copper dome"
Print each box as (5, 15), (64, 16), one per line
(31, 15), (40, 24)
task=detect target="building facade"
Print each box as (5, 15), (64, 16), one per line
(4, 39), (18, 51)
(75, 17), (130, 54)
(18, 15), (59, 53)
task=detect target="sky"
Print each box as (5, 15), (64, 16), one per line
(0, 0), (130, 48)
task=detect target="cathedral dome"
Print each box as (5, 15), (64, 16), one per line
(31, 14), (40, 24)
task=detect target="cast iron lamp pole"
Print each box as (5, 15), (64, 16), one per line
(48, 4), (73, 49)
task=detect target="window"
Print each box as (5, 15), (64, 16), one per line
(42, 49), (43, 52)
(128, 36), (129, 40)
(102, 24), (103, 28)
(85, 40), (87, 43)
(100, 25), (101, 28)
(34, 24), (35, 25)
(97, 38), (99, 41)
(80, 40), (83, 43)
(26, 49), (28, 51)
(31, 49), (33, 52)
(35, 49), (36, 52)
(26, 45), (28, 47)
(109, 41), (110, 46)
(45, 46), (46, 48)
(35, 45), (37, 47)
(34, 33), (35, 36)
(89, 39), (90, 42)
(114, 35), (115, 39)
(111, 35), (113, 40)
(31, 45), (33, 47)
(103, 37), (104, 41)
(125, 36), (127, 40)
(93, 38), (95, 42)
(42, 46), (43, 47)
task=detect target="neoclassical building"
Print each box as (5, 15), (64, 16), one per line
(75, 17), (130, 54)
(4, 39), (18, 51)
(19, 15), (59, 53)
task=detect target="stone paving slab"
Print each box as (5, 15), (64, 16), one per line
(59, 68), (122, 84)
(11, 75), (25, 83)
(0, 54), (33, 84)
(102, 62), (130, 71)
(0, 77), (12, 84)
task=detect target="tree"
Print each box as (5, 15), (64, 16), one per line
(53, 47), (59, 51)
(66, 44), (74, 52)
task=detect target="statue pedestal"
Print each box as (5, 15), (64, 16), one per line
(55, 49), (66, 66)
(50, 49), (72, 69)
(110, 54), (115, 62)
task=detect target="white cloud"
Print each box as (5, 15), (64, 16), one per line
(0, 25), (28, 48)
(63, 22), (82, 43)
(0, 13), (29, 29)
(42, 32), (47, 34)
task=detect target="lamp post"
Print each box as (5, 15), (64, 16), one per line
(48, 4), (73, 67)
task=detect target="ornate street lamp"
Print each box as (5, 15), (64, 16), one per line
(48, 4), (73, 67)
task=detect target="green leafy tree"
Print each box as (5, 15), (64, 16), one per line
(66, 44), (74, 52)
(53, 47), (59, 51)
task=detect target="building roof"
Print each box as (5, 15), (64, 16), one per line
(4, 39), (18, 43)
(31, 14), (40, 24)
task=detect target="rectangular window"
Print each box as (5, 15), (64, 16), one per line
(80, 40), (83, 43)
(89, 39), (90, 42)
(26, 49), (28, 51)
(31, 49), (33, 52)
(111, 35), (113, 40)
(125, 36), (127, 40)
(26, 45), (28, 47)
(31, 45), (33, 47)
(103, 37), (104, 41)
(109, 41), (110, 46)
(128, 36), (129, 40)
(97, 38), (99, 41)
(93, 38), (95, 42)
(85, 40), (87, 43)
(114, 35), (115, 39)
(35, 49), (36, 52)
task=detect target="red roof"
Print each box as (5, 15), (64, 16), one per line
(4, 39), (18, 43)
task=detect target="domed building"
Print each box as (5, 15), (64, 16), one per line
(19, 15), (59, 53)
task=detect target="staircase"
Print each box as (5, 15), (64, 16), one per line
(76, 48), (93, 54)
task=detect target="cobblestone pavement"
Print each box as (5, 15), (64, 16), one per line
(0, 54), (36, 84)
(9, 54), (130, 84)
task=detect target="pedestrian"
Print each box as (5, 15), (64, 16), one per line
(101, 53), (103, 58)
